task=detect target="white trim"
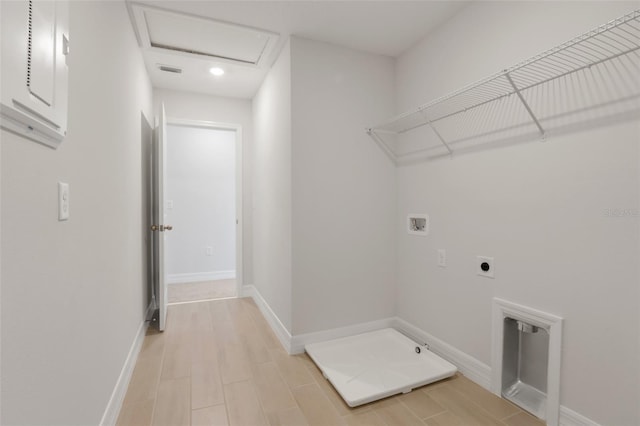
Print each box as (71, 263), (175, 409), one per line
(491, 298), (563, 426)
(166, 117), (243, 298)
(166, 118), (240, 131)
(127, 2), (279, 69)
(392, 317), (491, 389)
(291, 318), (397, 355)
(99, 303), (153, 426)
(168, 296), (237, 306)
(235, 124), (243, 296)
(240, 284), (253, 298)
(241, 285), (292, 353)
(559, 406), (603, 426)
(167, 271), (236, 284)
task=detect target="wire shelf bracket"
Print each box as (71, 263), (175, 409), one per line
(504, 71), (546, 140)
(367, 9), (640, 164)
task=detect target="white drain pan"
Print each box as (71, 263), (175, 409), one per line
(305, 328), (457, 407)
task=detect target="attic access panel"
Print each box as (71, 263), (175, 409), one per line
(129, 3), (278, 67)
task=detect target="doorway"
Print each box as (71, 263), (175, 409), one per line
(164, 119), (243, 304)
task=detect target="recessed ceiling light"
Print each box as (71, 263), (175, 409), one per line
(209, 67), (225, 76)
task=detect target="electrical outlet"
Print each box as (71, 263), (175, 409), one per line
(437, 249), (446, 267)
(477, 256), (494, 278)
(167, 200), (174, 210)
(205, 247), (213, 256)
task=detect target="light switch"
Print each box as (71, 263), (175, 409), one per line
(58, 182), (69, 221)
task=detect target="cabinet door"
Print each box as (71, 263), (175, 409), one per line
(0, 0), (69, 148)
(28, 1), (56, 107)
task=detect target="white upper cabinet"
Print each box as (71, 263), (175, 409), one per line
(1, 0), (69, 148)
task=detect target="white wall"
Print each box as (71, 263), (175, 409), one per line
(252, 41), (293, 331)
(394, 2), (639, 425)
(289, 37), (397, 334)
(154, 89), (253, 285)
(0, 1), (153, 424)
(165, 125), (236, 280)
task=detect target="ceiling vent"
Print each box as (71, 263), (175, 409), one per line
(129, 3), (279, 68)
(157, 64), (182, 74)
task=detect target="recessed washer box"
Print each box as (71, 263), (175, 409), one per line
(305, 328), (457, 407)
(407, 214), (429, 236)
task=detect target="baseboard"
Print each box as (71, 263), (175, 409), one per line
(99, 302), (153, 426)
(559, 406), (603, 426)
(290, 318), (396, 354)
(167, 270), (236, 284)
(240, 284), (253, 298)
(393, 317), (492, 389)
(240, 286), (396, 355)
(241, 285), (293, 353)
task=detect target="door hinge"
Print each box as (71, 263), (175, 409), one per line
(151, 224), (173, 232)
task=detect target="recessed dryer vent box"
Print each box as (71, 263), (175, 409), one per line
(408, 214), (429, 236)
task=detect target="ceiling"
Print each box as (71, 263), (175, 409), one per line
(128, 1), (469, 99)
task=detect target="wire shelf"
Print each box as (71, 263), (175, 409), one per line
(367, 9), (640, 164)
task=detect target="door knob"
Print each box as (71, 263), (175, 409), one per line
(164, 225), (173, 231)
(150, 225), (159, 231)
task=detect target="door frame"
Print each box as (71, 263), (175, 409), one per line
(165, 117), (244, 297)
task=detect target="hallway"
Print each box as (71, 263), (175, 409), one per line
(116, 298), (542, 426)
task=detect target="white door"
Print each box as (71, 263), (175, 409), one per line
(152, 104), (170, 331)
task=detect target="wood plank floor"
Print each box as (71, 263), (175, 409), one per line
(117, 298), (544, 426)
